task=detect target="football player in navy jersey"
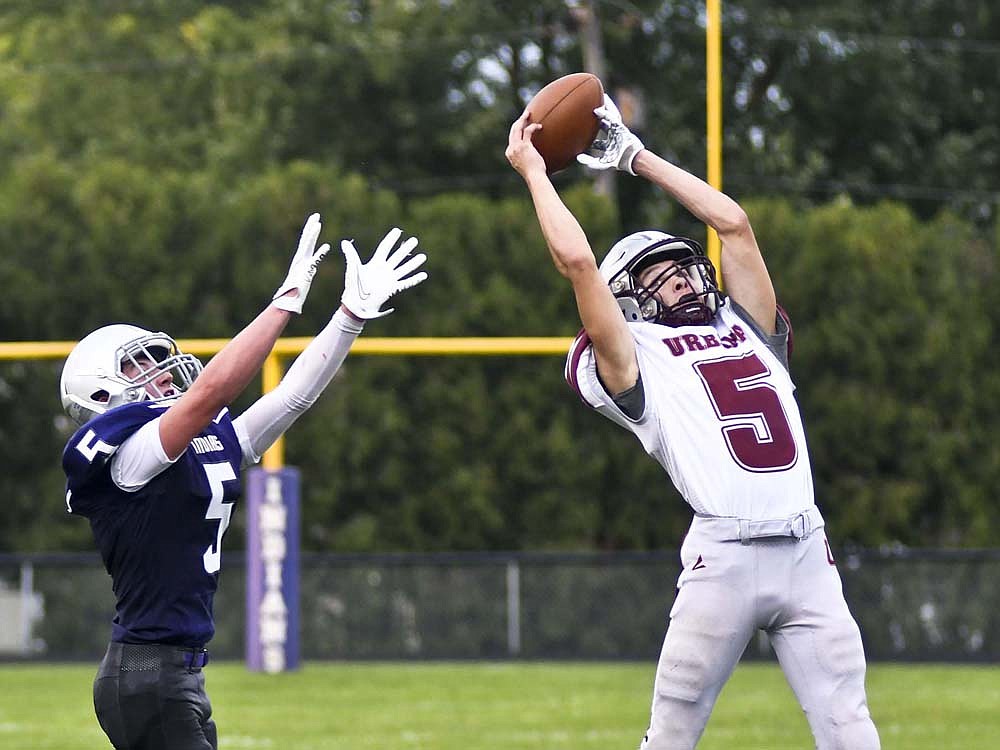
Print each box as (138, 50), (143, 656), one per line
(60, 214), (428, 750)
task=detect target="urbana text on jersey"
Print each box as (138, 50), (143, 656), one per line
(662, 324), (747, 357)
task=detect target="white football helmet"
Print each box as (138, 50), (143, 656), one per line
(60, 324), (203, 426)
(599, 230), (724, 326)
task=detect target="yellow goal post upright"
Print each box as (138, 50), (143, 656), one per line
(706, 0), (724, 278)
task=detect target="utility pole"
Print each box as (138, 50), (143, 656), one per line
(570, 0), (615, 198)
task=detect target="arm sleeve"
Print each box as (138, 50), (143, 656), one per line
(232, 308), (364, 466)
(109, 417), (178, 491)
(610, 371), (645, 420)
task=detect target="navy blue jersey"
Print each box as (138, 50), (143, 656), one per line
(62, 402), (244, 647)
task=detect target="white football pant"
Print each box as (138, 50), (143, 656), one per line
(639, 521), (880, 750)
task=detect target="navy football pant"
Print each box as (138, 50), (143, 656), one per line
(93, 643), (217, 750)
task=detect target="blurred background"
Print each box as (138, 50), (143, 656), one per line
(0, 0), (997, 663)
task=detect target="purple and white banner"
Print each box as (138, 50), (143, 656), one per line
(245, 467), (300, 672)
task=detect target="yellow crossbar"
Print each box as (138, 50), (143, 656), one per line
(1, 336), (576, 469)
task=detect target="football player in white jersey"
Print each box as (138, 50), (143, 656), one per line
(506, 97), (880, 750)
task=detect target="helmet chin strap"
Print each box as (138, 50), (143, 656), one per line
(616, 286), (717, 326)
(658, 294), (716, 326)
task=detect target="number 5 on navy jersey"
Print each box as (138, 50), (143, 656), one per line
(202, 461), (238, 574)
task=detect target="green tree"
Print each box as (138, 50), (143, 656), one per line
(752, 197), (996, 545)
(0, 1), (997, 553)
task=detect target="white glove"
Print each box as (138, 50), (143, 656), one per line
(340, 227), (428, 319)
(272, 213), (331, 314)
(576, 94), (645, 176)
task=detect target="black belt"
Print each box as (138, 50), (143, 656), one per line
(110, 642), (210, 672)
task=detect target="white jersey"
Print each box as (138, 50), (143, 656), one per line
(565, 303), (815, 520)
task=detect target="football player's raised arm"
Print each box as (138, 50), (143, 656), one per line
(231, 309), (360, 466)
(632, 151), (777, 334)
(158, 214), (331, 460)
(525, 173), (637, 394)
(506, 112), (637, 394)
(158, 307), (293, 459)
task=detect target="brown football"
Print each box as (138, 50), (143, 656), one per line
(525, 72), (604, 174)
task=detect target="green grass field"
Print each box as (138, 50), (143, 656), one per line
(1, 661), (997, 749)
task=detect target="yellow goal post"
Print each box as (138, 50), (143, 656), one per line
(2, 0), (724, 469)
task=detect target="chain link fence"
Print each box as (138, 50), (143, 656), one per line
(1, 549), (997, 663)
